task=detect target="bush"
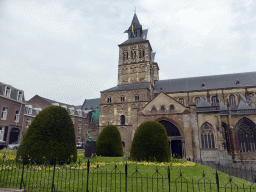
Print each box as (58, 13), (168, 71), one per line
(17, 106), (77, 164)
(96, 125), (123, 157)
(130, 121), (170, 162)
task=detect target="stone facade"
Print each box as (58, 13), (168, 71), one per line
(99, 13), (256, 163)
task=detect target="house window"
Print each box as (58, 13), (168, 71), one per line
(195, 97), (200, 105)
(79, 118), (82, 125)
(77, 137), (81, 142)
(72, 117), (75, 124)
(14, 110), (20, 122)
(135, 95), (139, 101)
(120, 115), (125, 125)
(179, 98), (184, 105)
(211, 96), (217, 106)
(5, 86), (11, 97)
(151, 107), (156, 114)
(170, 105), (175, 114)
(78, 126), (81, 133)
(17, 91), (23, 101)
(26, 119), (31, 127)
(201, 123), (215, 149)
(1, 107), (8, 120)
(78, 110), (82, 117)
(107, 98), (111, 103)
(122, 141), (125, 148)
(229, 95), (236, 106)
(121, 97), (125, 102)
(161, 106), (165, 114)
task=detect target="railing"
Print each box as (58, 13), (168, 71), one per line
(0, 156), (256, 192)
(196, 106), (220, 113)
(196, 160), (256, 183)
(220, 109), (256, 115)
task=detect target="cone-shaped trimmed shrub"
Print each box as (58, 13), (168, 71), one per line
(130, 121), (170, 162)
(96, 125), (123, 157)
(17, 106), (77, 164)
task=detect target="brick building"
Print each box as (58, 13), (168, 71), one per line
(99, 13), (256, 162)
(0, 82), (25, 144)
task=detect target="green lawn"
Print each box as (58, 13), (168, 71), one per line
(0, 149), (255, 191)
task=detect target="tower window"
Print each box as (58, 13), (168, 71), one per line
(120, 115), (125, 125)
(170, 105), (175, 114)
(195, 97), (200, 105)
(131, 50), (136, 59)
(123, 51), (128, 60)
(211, 96), (217, 106)
(179, 98), (184, 105)
(139, 49), (145, 58)
(135, 95), (139, 101)
(151, 107), (156, 114)
(107, 98), (112, 103)
(121, 97), (125, 102)
(161, 106), (165, 114)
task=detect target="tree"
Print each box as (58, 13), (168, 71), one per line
(130, 121), (170, 162)
(17, 106), (77, 164)
(96, 125), (123, 157)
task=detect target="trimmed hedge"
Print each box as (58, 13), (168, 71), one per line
(130, 121), (170, 162)
(96, 125), (123, 157)
(17, 106), (77, 164)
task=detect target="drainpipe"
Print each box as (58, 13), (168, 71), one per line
(20, 101), (25, 142)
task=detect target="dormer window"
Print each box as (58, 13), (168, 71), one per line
(17, 91), (23, 101)
(201, 83), (205, 88)
(5, 86), (11, 97)
(34, 108), (42, 114)
(61, 105), (67, 110)
(236, 79), (240, 85)
(14, 110), (20, 122)
(69, 108), (75, 115)
(77, 109), (82, 117)
(25, 105), (32, 114)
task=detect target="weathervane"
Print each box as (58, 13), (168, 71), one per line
(134, 6), (136, 14)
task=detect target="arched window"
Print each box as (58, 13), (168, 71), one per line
(170, 105), (175, 113)
(131, 50), (136, 59)
(236, 118), (256, 153)
(179, 98), (184, 105)
(201, 123), (215, 149)
(139, 49), (145, 58)
(120, 115), (125, 125)
(195, 97), (200, 105)
(151, 107), (156, 114)
(161, 106), (165, 114)
(229, 94), (236, 106)
(211, 96), (217, 106)
(122, 141), (125, 148)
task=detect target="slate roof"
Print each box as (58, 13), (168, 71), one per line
(237, 100), (253, 110)
(142, 29), (148, 40)
(81, 98), (101, 111)
(220, 102), (228, 111)
(152, 52), (156, 62)
(0, 82), (25, 102)
(128, 13), (142, 30)
(101, 82), (150, 93)
(155, 71), (256, 93)
(119, 37), (148, 46)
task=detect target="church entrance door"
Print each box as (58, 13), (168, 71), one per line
(159, 120), (183, 158)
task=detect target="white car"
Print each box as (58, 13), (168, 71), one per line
(7, 141), (21, 150)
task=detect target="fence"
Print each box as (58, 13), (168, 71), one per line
(0, 156), (256, 192)
(196, 160), (256, 183)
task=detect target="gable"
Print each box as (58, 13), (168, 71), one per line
(140, 92), (188, 115)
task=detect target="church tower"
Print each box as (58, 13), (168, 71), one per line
(118, 13), (158, 95)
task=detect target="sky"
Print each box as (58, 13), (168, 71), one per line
(1, 0), (256, 106)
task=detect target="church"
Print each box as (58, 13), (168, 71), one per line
(99, 13), (256, 162)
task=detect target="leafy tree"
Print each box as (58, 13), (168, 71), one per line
(17, 106), (77, 164)
(130, 121), (170, 162)
(96, 125), (123, 157)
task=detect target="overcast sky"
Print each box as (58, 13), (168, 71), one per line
(1, 0), (256, 106)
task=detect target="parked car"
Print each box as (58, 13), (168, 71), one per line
(0, 141), (7, 150)
(76, 142), (84, 149)
(7, 141), (21, 150)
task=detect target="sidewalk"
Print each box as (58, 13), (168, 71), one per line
(0, 189), (25, 192)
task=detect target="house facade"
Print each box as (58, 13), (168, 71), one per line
(99, 13), (256, 162)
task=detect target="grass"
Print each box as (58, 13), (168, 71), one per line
(0, 149), (255, 191)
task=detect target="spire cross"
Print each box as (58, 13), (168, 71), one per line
(134, 6), (136, 14)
